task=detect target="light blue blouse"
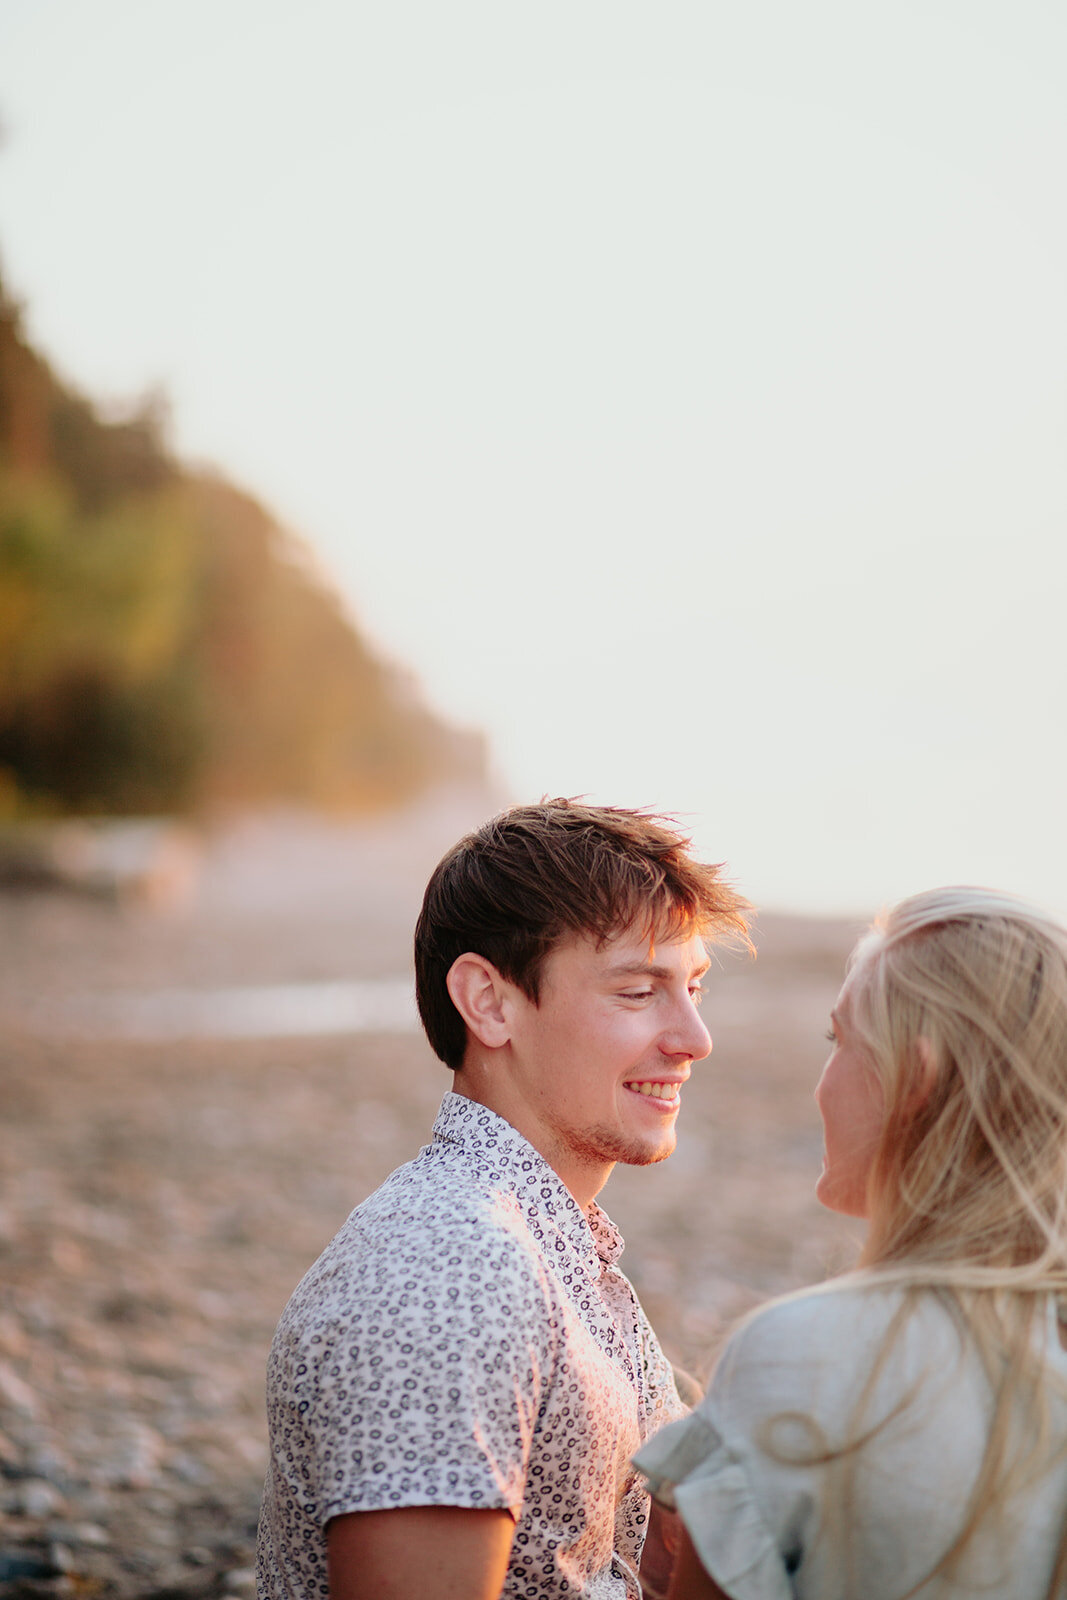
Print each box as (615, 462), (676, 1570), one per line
(635, 1281), (1067, 1599)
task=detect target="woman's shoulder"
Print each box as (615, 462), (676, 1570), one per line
(733, 1275), (956, 1341)
(714, 1278), (967, 1401)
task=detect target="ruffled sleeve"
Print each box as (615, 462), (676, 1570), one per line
(634, 1412), (793, 1600)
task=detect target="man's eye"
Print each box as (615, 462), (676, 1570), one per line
(689, 985), (706, 1006)
(622, 990), (653, 1001)
(825, 1028), (837, 1044)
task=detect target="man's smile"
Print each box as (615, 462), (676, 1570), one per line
(622, 1079), (684, 1105)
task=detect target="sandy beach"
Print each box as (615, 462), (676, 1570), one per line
(0, 797), (866, 1597)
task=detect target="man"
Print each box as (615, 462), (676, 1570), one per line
(256, 799), (748, 1600)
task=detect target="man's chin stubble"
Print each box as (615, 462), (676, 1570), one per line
(564, 1124), (677, 1170)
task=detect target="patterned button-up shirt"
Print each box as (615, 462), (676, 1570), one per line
(256, 1092), (686, 1599)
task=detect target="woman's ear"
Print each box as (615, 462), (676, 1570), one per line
(446, 954), (513, 1050)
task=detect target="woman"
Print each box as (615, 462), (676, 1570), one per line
(636, 888), (1067, 1599)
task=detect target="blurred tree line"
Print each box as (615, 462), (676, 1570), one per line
(0, 275), (485, 817)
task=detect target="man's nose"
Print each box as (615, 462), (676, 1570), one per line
(663, 997), (713, 1061)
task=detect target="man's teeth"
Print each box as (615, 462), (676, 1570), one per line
(626, 1082), (679, 1099)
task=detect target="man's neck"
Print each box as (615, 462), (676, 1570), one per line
(450, 1073), (612, 1211)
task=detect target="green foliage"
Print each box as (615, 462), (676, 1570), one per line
(0, 473), (208, 812)
(0, 276), (484, 816)
(0, 477), (199, 695)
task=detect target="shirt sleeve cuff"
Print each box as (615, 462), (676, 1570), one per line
(634, 1414), (793, 1600)
(321, 1481), (521, 1523)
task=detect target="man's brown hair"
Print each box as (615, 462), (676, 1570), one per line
(414, 797), (750, 1069)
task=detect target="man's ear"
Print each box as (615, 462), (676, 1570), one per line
(446, 954), (514, 1051)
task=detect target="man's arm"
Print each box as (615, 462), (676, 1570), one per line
(662, 1525), (732, 1600)
(638, 1499), (681, 1599)
(326, 1505), (514, 1600)
(639, 1507), (735, 1600)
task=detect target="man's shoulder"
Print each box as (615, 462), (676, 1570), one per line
(352, 1139), (557, 1259)
(276, 1146), (561, 1348)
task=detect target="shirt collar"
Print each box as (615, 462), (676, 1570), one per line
(431, 1091), (626, 1279)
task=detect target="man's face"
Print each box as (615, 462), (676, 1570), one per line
(503, 925), (713, 1184)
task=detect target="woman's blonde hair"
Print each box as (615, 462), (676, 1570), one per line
(848, 885), (1067, 1290)
(838, 888), (1067, 1592)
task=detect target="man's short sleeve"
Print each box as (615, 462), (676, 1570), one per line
(270, 1218), (556, 1525)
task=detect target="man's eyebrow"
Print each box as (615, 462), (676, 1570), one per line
(605, 959), (712, 980)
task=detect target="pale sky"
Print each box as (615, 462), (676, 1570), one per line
(1, 1), (1064, 916)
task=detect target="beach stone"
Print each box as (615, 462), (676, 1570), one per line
(223, 1567), (256, 1592)
(0, 1311), (29, 1359)
(167, 1451), (211, 1485)
(96, 1422), (167, 1488)
(51, 1522), (110, 1548)
(11, 1478), (67, 1517)
(0, 1549), (61, 1583)
(22, 1441), (75, 1487)
(0, 1359), (38, 1416)
(73, 1487), (115, 1520)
